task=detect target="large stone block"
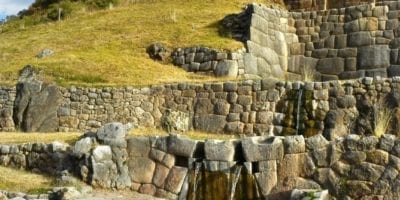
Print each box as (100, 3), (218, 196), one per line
(168, 135), (199, 158)
(284, 135), (306, 154)
(358, 45), (390, 69)
(204, 139), (238, 161)
(348, 32), (373, 47)
(128, 157), (156, 184)
(242, 136), (284, 162)
(127, 137), (151, 157)
(164, 166), (188, 194)
(97, 122), (129, 141)
(152, 164), (170, 188)
(214, 60), (238, 77)
(254, 170), (277, 197)
(194, 114), (226, 133)
(316, 58), (344, 75)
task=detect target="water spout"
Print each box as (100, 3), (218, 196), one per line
(230, 165), (242, 200)
(192, 162), (202, 200)
(295, 89), (303, 135)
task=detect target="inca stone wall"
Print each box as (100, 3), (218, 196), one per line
(171, 2), (400, 81)
(284, 0), (376, 11)
(1, 76), (400, 138)
(3, 123), (400, 199)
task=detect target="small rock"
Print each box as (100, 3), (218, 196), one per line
(146, 43), (169, 61)
(36, 48), (54, 58)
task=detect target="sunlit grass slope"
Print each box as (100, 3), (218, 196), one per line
(0, 0), (284, 86)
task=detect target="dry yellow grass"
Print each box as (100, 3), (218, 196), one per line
(130, 127), (239, 140)
(0, 166), (54, 193)
(0, 132), (82, 145)
(374, 107), (393, 138)
(0, 0), (284, 86)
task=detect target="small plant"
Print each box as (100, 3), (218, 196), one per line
(373, 104), (393, 138)
(301, 65), (316, 82)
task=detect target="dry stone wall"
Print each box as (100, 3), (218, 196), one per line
(2, 76), (400, 138)
(171, 2), (400, 81)
(3, 123), (400, 199)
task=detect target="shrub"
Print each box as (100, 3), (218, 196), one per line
(47, 1), (77, 20)
(85, 0), (119, 9)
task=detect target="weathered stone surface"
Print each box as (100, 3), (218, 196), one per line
(204, 139), (237, 161)
(348, 32), (374, 47)
(194, 114), (226, 133)
(214, 60), (239, 77)
(164, 166), (188, 194)
(242, 136), (284, 162)
(97, 122), (129, 141)
(284, 135), (305, 154)
(255, 170), (277, 197)
(13, 66), (62, 132)
(152, 164), (170, 188)
(316, 58), (344, 75)
(73, 137), (93, 157)
(128, 157), (156, 184)
(127, 137), (151, 157)
(351, 162), (385, 182)
(168, 135), (199, 158)
(305, 134), (329, 150)
(358, 46), (390, 69)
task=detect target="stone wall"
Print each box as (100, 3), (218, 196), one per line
(71, 130), (400, 199)
(2, 76), (400, 138)
(0, 141), (72, 175)
(3, 123), (400, 199)
(171, 46), (246, 78)
(169, 2), (400, 81)
(284, 0), (377, 11)
(246, 2), (400, 81)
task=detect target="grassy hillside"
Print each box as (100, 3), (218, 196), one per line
(0, 0), (284, 86)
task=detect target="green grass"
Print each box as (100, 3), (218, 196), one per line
(0, 0), (284, 86)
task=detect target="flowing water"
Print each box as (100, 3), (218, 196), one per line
(230, 165), (242, 200)
(187, 164), (258, 200)
(192, 162), (202, 200)
(295, 89), (303, 135)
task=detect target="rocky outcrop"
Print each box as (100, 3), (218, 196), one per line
(13, 66), (62, 132)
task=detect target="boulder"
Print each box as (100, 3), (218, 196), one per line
(147, 43), (169, 61)
(72, 137), (93, 157)
(13, 66), (62, 132)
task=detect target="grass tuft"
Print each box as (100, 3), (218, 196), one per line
(374, 106), (393, 138)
